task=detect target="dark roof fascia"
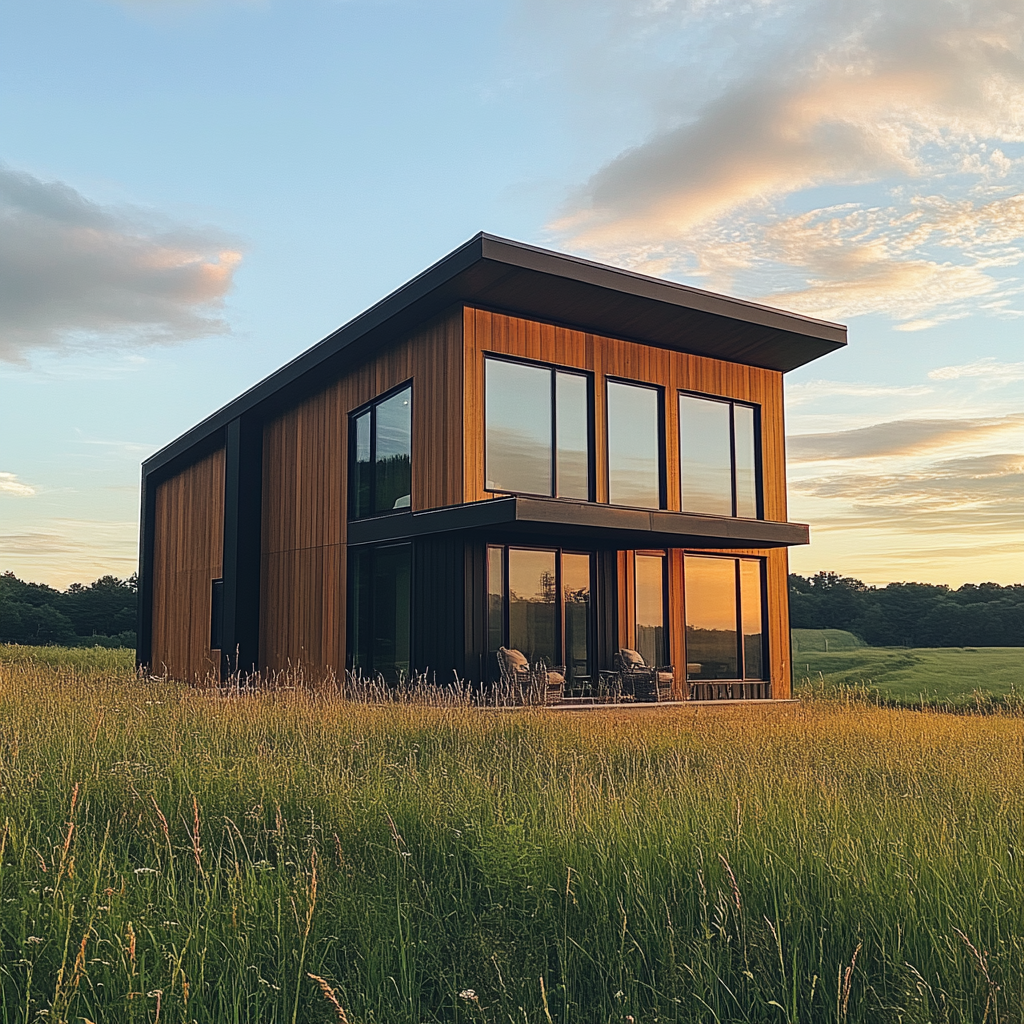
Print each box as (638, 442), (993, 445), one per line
(346, 496), (810, 549)
(475, 233), (845, 350)
(142, 232), (846, 481)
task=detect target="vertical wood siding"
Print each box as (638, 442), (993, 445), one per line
(464, 307), (793, 697)
(259, 309), (464, 675)
(150, 448), (225, 681)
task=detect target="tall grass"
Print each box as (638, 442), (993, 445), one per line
(1, 657), (1023, 1023)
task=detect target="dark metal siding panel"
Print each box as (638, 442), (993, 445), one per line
(595, 549), (618, 673)
(411, 535), (467, 684)
(463, 539), (488, 685)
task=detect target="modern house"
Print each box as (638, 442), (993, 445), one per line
(137, 234), (846, 700)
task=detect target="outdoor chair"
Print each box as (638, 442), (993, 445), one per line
(497, 647), (565, 705)
(616, 648), (674, 702)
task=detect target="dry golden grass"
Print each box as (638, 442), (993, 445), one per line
(1, 653), (1022, 1022)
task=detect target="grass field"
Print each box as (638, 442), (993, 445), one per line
(2, 648), (1024, 1022)
(792, 629), (1024, 705)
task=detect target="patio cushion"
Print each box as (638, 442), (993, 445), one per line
(546, 671), (565, 685)
(500, 647), (529, 670)
(619, 648), (646, 669)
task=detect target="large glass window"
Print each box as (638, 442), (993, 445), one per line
(485, 358), (590, 499)
(508, 548), (558, 666)
(679, 393), (760, 518)
(349, 543), (412, 683)
(350, 385), (412, 519)
(607, 380), (661, 508)
(562, 553), (592, 682)
(684, 555), (765, 681)
(634, 553), (667, 668)
(487, 546), (593, 682)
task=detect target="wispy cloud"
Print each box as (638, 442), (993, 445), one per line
(0, 165), (242, 363)
(547, 0), (1024, 328)
(0, 472), (36, 497)
(929, 357), (1024, 381)
(788, 414), (1024, 461)
(793, 452), (1024, 532)
(0, 519), (139, 589)
(785, 379), (934, 406)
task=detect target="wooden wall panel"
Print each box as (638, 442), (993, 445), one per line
(465, 307), (793, 697)
(150, 448), (225, 682)
(259, 309), (463, 675)
(464, 306), (787, 517)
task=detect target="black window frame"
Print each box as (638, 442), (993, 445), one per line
(683, 553), (768, 682)
(486, 543), (596, 681)
(632, 549), (670, 667)
(210, 577), (224, 650)
(483, 354), (595, 502)
(605, 376), (667, 510)
(348, 380), (413, 520)
(346, 540), (413, 683)
(678, 390), (763, 520)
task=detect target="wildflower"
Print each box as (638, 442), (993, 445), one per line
(459, 990), (478, 1002)
(26, 936), (43, 944)
(133, 867), (158, 875)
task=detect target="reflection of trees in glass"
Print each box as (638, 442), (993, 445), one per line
(375, 454), (411, 511)
(685, 627), (738, 679)
(636, 625), (665, 668)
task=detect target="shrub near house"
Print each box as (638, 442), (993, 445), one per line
(0, 571), (137, 647)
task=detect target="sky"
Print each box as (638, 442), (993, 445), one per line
(1, 0), (1021, 590)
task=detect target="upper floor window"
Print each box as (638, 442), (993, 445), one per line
(350, 384), (412, 518)
(679, 393), (759, 519)
(607, 380), (662, 508)
(485, 357), (590, 500)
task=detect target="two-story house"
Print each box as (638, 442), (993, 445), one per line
(137, 234), (846, 700)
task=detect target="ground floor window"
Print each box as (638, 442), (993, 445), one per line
(348, 543), (411, 683)
(634, 552), (667, 668)
(683, 554), (765, 681)
(487, 545), (593, 683)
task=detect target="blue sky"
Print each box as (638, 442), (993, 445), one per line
(1, 0), (1022, 588)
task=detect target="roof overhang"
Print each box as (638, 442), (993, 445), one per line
(143, 232), (846, 480)
(346, 496), (809, 550)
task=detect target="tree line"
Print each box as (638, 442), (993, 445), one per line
(790, 572), (1024, 647)
(0, 571), (137, 648)
(2, 567), (1020, 650)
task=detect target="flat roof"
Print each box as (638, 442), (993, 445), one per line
(144, 232), (846, 478)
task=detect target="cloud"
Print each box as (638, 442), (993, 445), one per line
(929, 357), (1024, 381)
(0, 519), (139, 589)
(0, 472), (36, 497)
(785, 379), (933, 406)
(788, 414), (1024, 461)
(792, 452), (1024, 530)
(548, 0), (1024, 326)
(0, 165), (242, 362)
(754, 193), (1024, 323)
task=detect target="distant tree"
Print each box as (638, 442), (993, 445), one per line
(789, 573), (1024, 647)
(788, 572), (868, 631)
(0, 570), (137, 646)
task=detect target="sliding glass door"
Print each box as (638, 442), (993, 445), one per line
(487, 546), (593, 683)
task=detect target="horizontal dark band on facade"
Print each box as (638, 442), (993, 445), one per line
(346, 496), (810, 549)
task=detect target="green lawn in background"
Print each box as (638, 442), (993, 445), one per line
(792, 629), (1023, 702)
(0, 642), (135, 673)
